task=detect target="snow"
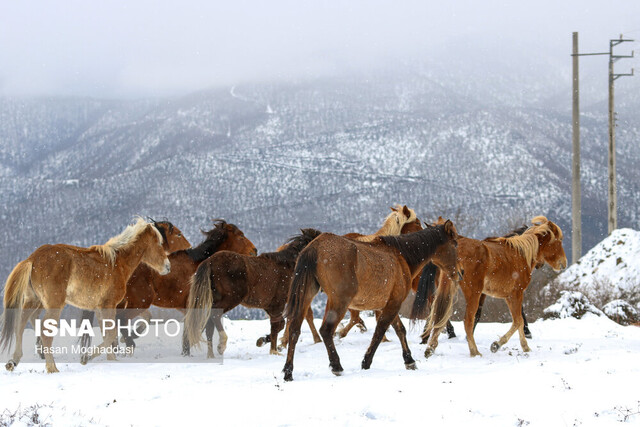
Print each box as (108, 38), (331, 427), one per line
(549, 228), (640, 306)
(1, 315), (639, 426)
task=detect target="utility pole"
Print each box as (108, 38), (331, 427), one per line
(570, 34), (634, 263)
(571, 32), (582, 264)
(607, 35), (634, 234)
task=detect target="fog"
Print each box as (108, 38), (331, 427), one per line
(1, 0), (638, 98)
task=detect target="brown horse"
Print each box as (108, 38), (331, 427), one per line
(75, 220), (191, 355)
(417, 224), (533, 345)
(418, 216), (566, 359)
(118, 220), (257, 357)
(1, 218), (170, 373)
(186, 229), (323, 356)
(336, 206), (422, 341)
(282, 220), (462, 381)
(276, 205), (420, 347)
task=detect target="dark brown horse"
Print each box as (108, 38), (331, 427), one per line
(417, 216), (566, 359)
(277, 205), (421, 347)
(186, 229), (323, 356)
(282, 220), (462, 381)
(1, 218), (170, 373)
(124, 220), (257, 356)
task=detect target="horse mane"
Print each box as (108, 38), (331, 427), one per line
(379, 225), (448, 267)
(90, 217), (161, 265)
(184, 220), (231, 262)
(484, 216), (560, 267)
(354, 205), (417, 243)
(262, 229), (322, 268)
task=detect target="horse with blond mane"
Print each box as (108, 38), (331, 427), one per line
(415, 216), (566, 359)
(0, 217), (170, 373)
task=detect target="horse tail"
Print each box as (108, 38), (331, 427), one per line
(1, 260), (33, 352)
(426, 273), (457, 333)
(284, 246), (319, 322)
(410, 263), (438, 321)
(185, 261), (214, 348)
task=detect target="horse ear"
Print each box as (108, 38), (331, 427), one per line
(444, 220), (458, 239)
(390, 206), (398, 212)
(402, 205), (410, 218)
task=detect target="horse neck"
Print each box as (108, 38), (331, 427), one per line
(184, 234), (225, 263)
(380, 228), (446, 274)
(114, 230), (156, 280)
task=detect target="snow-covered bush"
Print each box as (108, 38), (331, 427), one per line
(602, 300), (639, 326)
(543, 291), (603, 320)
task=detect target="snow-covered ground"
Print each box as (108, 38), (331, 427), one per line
(1, 315), (639, 426)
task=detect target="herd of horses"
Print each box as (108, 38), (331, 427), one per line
(0, 206), (567, 381)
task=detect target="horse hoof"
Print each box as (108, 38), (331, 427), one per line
(490, 342), (500, 353)
(357, 324), (367, 333)
(525, 332), (532, 339)
(424, 348), (434, 359)
(332, 368), (344, 376)
(256, 337), (266, 347)
(80, 354), (89, 365)
(448, 332), (457, 339)
(405, 362), (417, 370)
(206, 351), (215, 359)
(217, 344), (226, 355)
(420, 335), (430, 345)
(46, 365), (59, 374)
(5, 360), (16, 371)
(283, 372), (293, 382)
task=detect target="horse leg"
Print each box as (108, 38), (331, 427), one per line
(389, 315), (416, 370)
(445, 320), (456, 339)
(319, 299), (349, 376)
(472, 293), (487, 332)
(268, 314), (286, 355)
(420, 323), (432, 345)
(6, 304), (39, 371)
(305, 307), (322, 343)
(212, 312), (227, 355)
(89, 308), (119, 362)
(203, 315), (216, 358)
(522, 305), (532, 339)
(362, 302), (402, 370)
(29, 308), (44, 360)
(283, 295), (316, 382)
(40, 308), (62, 373)
(374, 310), (390, 342)
(337, 309), (363, 338)
(491, 294), (528, 353)
(463, 291), (483, 357)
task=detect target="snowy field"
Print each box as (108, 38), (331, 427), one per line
(1, 314), (639, 426)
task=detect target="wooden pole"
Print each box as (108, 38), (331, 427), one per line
(571, 32), (582, 263)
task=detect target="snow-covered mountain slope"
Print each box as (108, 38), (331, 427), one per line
(545, 228), (640, 307)
(1, 70), (639, 320)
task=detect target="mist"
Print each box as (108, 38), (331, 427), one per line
(1, 0), (638, 98)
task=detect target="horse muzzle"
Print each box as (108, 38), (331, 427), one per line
(160, 260), (171, 275)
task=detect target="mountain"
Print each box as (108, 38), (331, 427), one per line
(1, 66), (639, 319)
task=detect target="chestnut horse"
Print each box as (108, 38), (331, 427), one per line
(1, 218), (170, 373)
(417, 224), (532, 345)
(186, 229), (323, 356)
(119, 220), (257, 357)
(418, 216), (566, 359)
(76, 220), (190, 355)
(282, 220), (462, 381)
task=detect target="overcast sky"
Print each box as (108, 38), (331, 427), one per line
(1, 1), (639, 98)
